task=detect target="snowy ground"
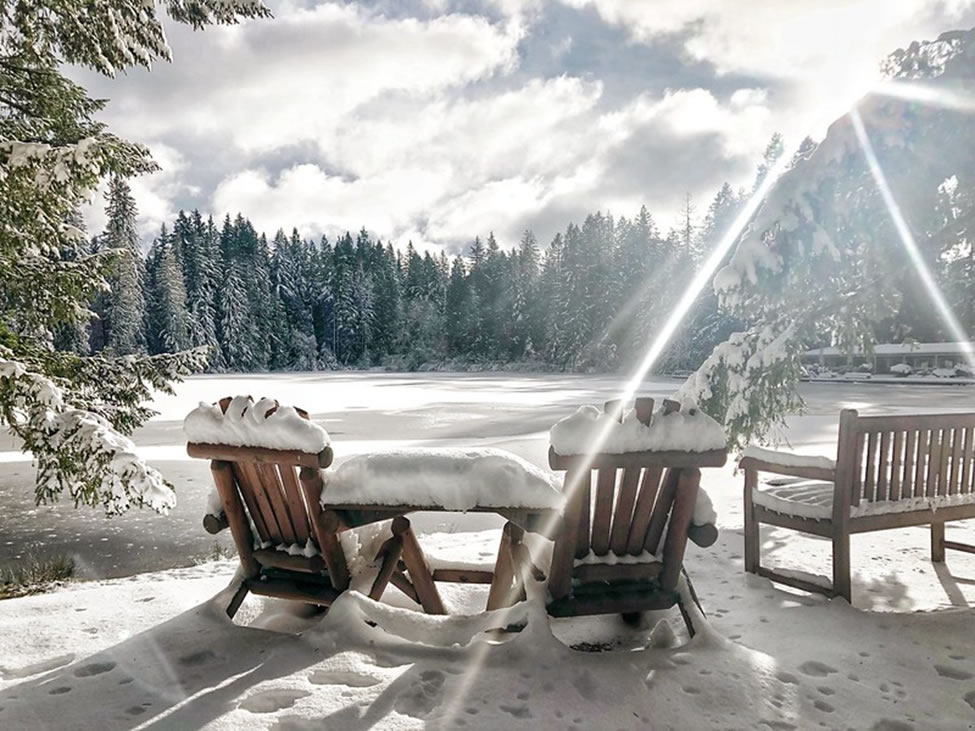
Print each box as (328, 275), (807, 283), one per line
(1, 373), (975, 729)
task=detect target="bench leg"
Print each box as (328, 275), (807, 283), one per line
(743, 468), (760, 574)
(931, 521), (946, 563)
(832, 528), (851, 603)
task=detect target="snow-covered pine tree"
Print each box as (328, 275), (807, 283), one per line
(216, 215), (259, 371)
(0, 0), (265, 515)
(53, 208), (92, 355)
(103, 176), (147, 355)
(145, 225), (191, 354)
(181, 212), (222, 366)
(681, 29), (975, 448)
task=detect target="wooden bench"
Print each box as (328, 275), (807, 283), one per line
(742, 409), (975, 602)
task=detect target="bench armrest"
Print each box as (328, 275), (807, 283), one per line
(740, 446), (836, 482)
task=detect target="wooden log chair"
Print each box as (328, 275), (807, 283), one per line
(191, 396), (437, 619)
(742, 409), (975, 603)
(539, 397), (726, 637)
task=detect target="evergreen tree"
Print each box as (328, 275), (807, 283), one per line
(182, 212), (222, 367)
(103, 176), (147, 355)
(0, 0), (262, 515)
(145, 224), (190, 354)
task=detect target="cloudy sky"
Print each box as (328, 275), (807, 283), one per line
(76, 0), (975, 253)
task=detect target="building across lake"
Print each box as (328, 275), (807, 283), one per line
(802, 341), (975, 375)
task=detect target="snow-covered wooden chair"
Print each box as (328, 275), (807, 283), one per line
(186, 396), (352, 617)
(189, 396), (455, 618)
(541, 398), (726, 635)
(742, 409), (975, 602)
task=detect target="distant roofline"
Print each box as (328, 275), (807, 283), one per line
(803, 342), (975, 357)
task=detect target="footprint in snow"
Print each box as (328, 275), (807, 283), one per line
(774, 671), (799, 685)
(963, 690), (975, 710)
(499, 704), (532, 719)
(813, 699), (834, 713)
(0, 653), (76, 679)
(73, 661), (116, 678)
(798, 661), (837, 678)
(933, 664), (973, 680)
(48, 686), (71, 695)
(308, 669), (381, 687)
(178, 650), (216, 667)
(239, 689), (310, 714)
(869, 720), (914, 731)
(393, 670), (445, 718)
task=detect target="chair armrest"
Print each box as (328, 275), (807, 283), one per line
(740, 446), (836, 482)
(688, 522), (718, 548)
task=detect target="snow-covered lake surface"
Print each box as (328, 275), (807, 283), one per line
(1, 372), (975, 729)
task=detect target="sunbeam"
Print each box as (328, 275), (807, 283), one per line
(850, 107), (975, 368)
(872, 80), (975, 113)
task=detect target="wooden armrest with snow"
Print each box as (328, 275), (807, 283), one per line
(739, 446), (836, 482)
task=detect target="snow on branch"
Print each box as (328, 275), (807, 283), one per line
(0, 358), (175, 515)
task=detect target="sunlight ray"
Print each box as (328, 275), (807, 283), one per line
(849, 107), (975, 368)
(871, 80), (975, 113)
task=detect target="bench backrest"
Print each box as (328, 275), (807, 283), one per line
(836, 409), (975, 507)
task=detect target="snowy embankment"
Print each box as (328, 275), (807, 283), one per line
(2, 537), (974, 730)
(3, 375), (975, 729)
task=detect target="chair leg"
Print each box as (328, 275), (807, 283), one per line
(832, 528), (851, 603)
(394, 517), (445, 614)
(677, 597), (696, 639)
(226, 583), (250, 619)
(931, 521), (946, 563)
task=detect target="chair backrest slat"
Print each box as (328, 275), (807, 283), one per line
(233, 462), (276, 543)
(609, 467), (641, 554)
(590, 469), (617, 556)
(279, 464), (311, 544)
(626, 466), (662, 555)
(257, 463), (298, 545)
(644, 468), (680, 555)
(574, 472), (592, 559)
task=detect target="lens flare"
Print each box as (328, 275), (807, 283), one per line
(872, 80), (975, 113)
(850, 107), (975, 368)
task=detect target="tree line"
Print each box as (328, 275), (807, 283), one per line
(67, 130), (974, 376)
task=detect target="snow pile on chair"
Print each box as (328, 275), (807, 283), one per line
(184, 395), (330, 453)
(549, 398), (726, 455)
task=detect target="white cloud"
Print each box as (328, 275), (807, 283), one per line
(560, 0), (975, 136)
(98, 3), (523, 155)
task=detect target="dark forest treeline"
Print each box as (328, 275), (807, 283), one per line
(65, 131), (973, 374)
(76, 196), (737, 373)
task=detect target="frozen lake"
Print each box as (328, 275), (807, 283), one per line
(1, 372), (973, 580)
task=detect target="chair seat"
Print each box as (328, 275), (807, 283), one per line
(753, 478), (975, 520)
